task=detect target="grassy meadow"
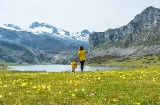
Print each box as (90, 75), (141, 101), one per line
(89, 54), (160, 68)
(0, 64), (160, 105)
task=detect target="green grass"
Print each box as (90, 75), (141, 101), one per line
(113, 55), (160, 68)
(88, 55), (160, 69)
(0, 66), (160, 105)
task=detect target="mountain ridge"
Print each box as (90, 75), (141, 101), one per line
(89, 6), (160, 59)
(0, 23), (90, 64)
(2, 6), (159, 64)
(1, 22), (90, 42)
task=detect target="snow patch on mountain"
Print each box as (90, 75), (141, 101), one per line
(28, 26), (53, 34)
(1, 22), (90, 42)
(58, 29), (65, 35)
(70, 32), (88, 41)
(28, 22), (90, 42)
(0, 24), (22, 31)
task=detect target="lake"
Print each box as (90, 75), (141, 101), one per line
(8, 64), (120, 72)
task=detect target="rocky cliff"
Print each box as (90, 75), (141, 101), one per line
(89, 6), (160, 59)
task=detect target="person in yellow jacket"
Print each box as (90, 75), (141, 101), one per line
(71, 61), (77, 72)
(78, 46), (86, 72)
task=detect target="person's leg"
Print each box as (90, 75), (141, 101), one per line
(80, 60), (85, 72)
(72, 68), (75, 72)
(80, 61), (82, 71)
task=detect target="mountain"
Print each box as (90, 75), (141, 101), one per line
(1, 24), (22, 31)
(1, 22), (90, 47)
(0, 40), (37, 64)
(0, 21), (91, 50)
(0, 27), (72, 51)
(28, 22), (89, 42)
(0, 22), (90, 64)
(89, 6), (160, 59)
(1, 22), (90, 43)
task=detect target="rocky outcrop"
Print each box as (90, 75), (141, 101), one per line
(89, 6), (160, 58)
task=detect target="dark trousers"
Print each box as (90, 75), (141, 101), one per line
(80, 60), (85, 72)
(72, 68), (75, 72)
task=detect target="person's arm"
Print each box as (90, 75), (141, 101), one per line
(84, 51), (87, 60)
(78, 54), (80, 62)
(78, 51), (80, 62)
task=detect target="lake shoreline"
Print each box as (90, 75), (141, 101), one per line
(8, 64), (121, 72)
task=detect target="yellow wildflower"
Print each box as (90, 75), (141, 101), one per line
(9, 93), (12, 95)
(32, 86), (37, 89)
(134, 102), (140, 105)
(75, 89), (78, 92)
(153, 78), (155, 81)
(21, 83), (28, 86)
(3, 85), (7, 87)
(113, 98), (117, 102)
(97, 77), (101, 80)
(82, 88), (85, 92)
(71, 94), (75, 97)
(58, 91), (62, 95)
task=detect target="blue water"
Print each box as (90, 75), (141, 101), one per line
(8, 64), (120, 72)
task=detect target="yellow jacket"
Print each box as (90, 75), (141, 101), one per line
(71, 61), (77, 69)
(78, 50), (86, 61)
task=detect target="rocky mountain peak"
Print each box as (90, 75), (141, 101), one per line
(2, 24), (22, 31)
(81, 29), (90, 37)
(132, 6), (160, 23)
(29, 22), (54, 29)
(89, 6), (160, 59)
(142, 6), (158, 14)
(28, 22), (90, 42)
(1, 21), (91, 43)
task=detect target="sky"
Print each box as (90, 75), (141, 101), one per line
(0, 0), (160, 32)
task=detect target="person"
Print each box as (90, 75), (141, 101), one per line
(78, 46), (86, 72)
(71, 61), (77, 72)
